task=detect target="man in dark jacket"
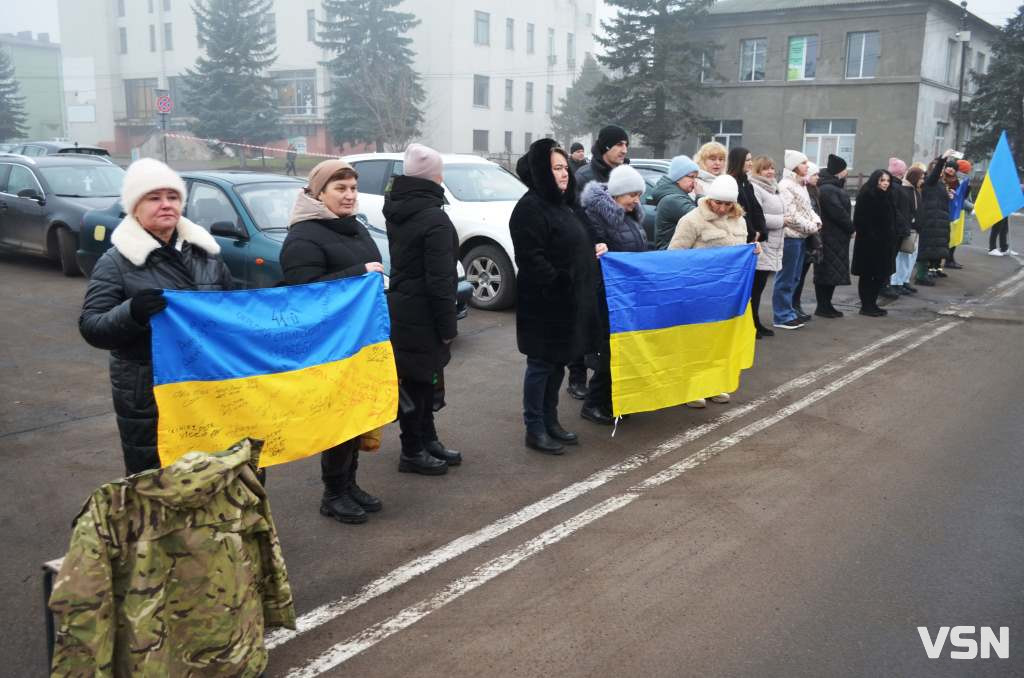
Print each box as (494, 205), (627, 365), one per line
(652, 154), (700, 250)
(569, 142), (587, 173)
(385, 143), (463, 474)
(812, 154), (854, 318)
(80, 158), (234, 474)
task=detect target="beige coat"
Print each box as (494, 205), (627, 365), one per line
(778, 170), (821, 239)
(668, 197), (748, 250)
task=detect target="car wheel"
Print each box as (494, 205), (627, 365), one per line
(463, 244), (516, 311)
(56, 228), (81, 277)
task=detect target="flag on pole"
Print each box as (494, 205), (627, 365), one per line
(974, 131), (1024, 231)
(949, 177), (970, 248)
(601, 245), (757, 417)
(150, 274), (398, 467)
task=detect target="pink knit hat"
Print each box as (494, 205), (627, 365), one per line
(887, 157), (907, 178)
(403, 143), (443, 182)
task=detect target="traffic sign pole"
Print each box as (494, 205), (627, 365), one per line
(155, 94), (174, 164)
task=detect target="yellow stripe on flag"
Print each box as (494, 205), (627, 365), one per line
(949, 213), (965, 248)
(155, 340), (398, 467)
(610, 306), (756, 416)
(973, 174), (1002, 231)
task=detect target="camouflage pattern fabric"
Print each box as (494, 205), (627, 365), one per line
(49, 438), (295, 677)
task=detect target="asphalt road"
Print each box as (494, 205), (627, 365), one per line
(1, 218), (1022, 677)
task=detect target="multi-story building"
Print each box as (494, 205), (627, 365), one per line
(1, 32), (66, 141)
(680, 0), (1000, 172)
(57, 0), (597, 156)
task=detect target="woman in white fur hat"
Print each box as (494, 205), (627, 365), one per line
(79, 157), (233, 474)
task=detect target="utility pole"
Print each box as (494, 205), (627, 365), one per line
(954, 0), (970, 148)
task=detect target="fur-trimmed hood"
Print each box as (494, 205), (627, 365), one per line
(516, 138), (576, 205)
(581, 180), (642, 226)
(110, 214), (221, 267)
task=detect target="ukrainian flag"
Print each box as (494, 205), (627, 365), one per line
(949, 178), (970, 248)
(975, 131), (1024, 231)
(150, 274), (398, 468)
(602, 245), (757, 417)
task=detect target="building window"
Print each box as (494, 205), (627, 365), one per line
(473, 75), (490, 107)
(265, 12), (275, 34)
(971, 52), (986, 93)
(945, 39), (959, 85)
(525, 82), (534, 112)
(547, 27), (556, 64)
(119, 27), (127, 54)
(506, 18), (514, 49)
(473, 130), (489, 152)
(163, 23), (173, 50)
(803, 119), (856, 169)
(474, 11), (490, 46)
(739, 38), (766, 82)
(526, 23), (535, 54)
(845, 31), (879, 79)
(273, 70), (317, 116)
(163, 0), (170, 10)
(117, 0), (125, 17)
(525, 131), (533, 148)
(567, 33), (575, 69)
(585, 13), (593, 27)
(545, 85), (554, 115)
(700, 50), (713, 83)
(307, 9), (316, 42)
(148, 0), (154, 13)
(504, 131), (513, 153)
(124, 77), (159, 119)
(149, 25), (156, 52)
(698, 120), (743, 150)
(933, 121), (949, 158)
(504, 79), (513, 111)
(787, 35), (817, 80)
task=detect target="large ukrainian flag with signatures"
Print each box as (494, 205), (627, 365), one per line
(602, 245), (757, 417)
(151, 274), (398, 468)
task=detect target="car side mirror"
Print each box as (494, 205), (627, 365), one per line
(210, 220), (245, 239)
(17, 188), (44, 203)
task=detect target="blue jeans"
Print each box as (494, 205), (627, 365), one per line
(523, 358), (565, 435)
(891, 236), (919, 286)
(773, 237), (805, 324)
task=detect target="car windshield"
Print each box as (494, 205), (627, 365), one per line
(57, 148), (110, 156)
(235, 182), (303, 231)
(443, 164), (526, 202)
(38, 165), (125, 197)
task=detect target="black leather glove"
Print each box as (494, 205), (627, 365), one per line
(130, 289), (167, 324)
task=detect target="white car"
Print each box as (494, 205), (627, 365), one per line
(345, 152), (525, 310)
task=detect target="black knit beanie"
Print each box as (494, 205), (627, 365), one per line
(826, 153), (847, 175)
(595, 125), (629, 153)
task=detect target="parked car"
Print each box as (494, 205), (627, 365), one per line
(346, 152), (525, 311)
(77, 170), (472, 317)
(628, 159), (671, 243)
(5, 141), (114, 163)
(0, 154), (125, 275)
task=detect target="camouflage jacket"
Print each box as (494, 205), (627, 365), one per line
(49, 439), (295, 677)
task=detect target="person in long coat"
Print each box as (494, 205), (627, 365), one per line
(852, 170), (897, 316)
(813, 154), (854, 318)
(748, 155), (785, 337)
(727, 146), (767, 245)
(281, 159), (386, 524)
(915, 151), (957, 285)
(384, 144), (461, 475)
(510, 138), (603, 455)
(80, 158), (233, 475)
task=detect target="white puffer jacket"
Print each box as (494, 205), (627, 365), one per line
(749, 174), (785, 272)
(779, 170), (821, 239)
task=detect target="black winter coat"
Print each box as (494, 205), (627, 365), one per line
(511, 139), (598, 364)
(851, 187), (897, 278)
(735, 175), (767, 244)
(918, 158), (951, 261)
(280, 215), (382, 285)
(814, 171), (855, 287)
(574, 154), (614, 197)
(383, 175), (459, 383)
(891, 180), (914, 239)
(79, 217), (233, 474)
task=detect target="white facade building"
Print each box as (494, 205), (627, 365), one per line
(57, 0), (597, 155)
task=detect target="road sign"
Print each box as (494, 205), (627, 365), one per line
(156, 95), (174, 114)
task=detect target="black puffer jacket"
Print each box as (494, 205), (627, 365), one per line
(383, 175), (459, 383)
(814, 171), (854, 286)
(917, 158), (951, 261)
(511, 139), (598, 364)
(79, 217), (233, 474)
(574, 154), (614, 197)
(280, 214), (382, 285)
(580, 181), (648, 252)
(735, 174), (767, 244)
(851, 180), (897, 278)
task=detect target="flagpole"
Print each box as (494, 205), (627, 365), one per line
(954, 1), (969, 148)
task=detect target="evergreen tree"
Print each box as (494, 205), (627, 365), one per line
(0, 48), (27, 140)
(319, 0), (424, 152)
(185, 0), (281, 152)
(964, 5), (1024, 171)
(591, 0), (714, 157)
(551, 54), (607, 147)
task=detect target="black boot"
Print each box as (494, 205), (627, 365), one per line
(398, 449), (448, 475)
(347, 452), (382, 512)
(566, 376), (587, 400)
(580, 404), (614, 425)
(546, 422), (578, 444)
(525, 431), (564, 454)
(320, 491), (368, 524)
(424, 439), (462, 466)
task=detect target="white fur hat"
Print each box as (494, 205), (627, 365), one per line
(705, 174), (739, 203)
(120, 157), (187, 215)
(606, 164), (646, 197)
(784, 149), (809, 171)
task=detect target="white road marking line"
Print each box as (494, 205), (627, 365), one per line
(940, 267), (1024, 315)
(286, 320), (961, 677)
(266, 322), (928, 650)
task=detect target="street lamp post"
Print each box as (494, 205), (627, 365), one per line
(954, 1), (970, 149)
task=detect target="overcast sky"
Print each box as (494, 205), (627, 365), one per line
(2, 0), (1018, 45)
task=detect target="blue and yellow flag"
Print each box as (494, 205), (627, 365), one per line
(975, 131), (1024, 231)
(949, 178), (970, 248)
(602, 245), (757, 417)
(151, 274), (398, 467)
